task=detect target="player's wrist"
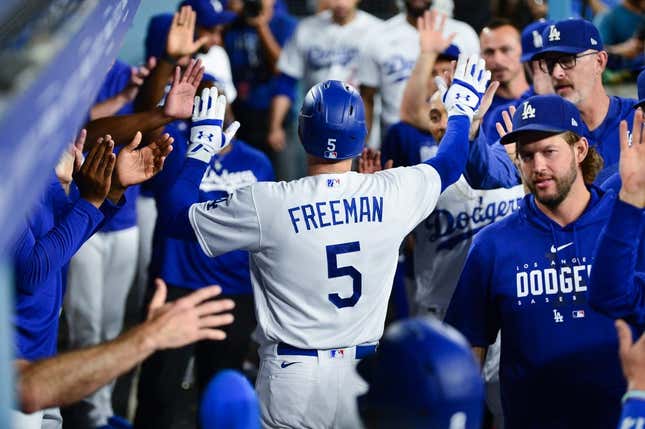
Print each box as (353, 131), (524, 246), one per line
(619, 189), (645, 208)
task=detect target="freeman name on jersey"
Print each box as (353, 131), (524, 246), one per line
(288, 196), (384, 233)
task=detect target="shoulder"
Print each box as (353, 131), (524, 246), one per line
(473, 208), (524, 247)
(614, 96), (638, 116)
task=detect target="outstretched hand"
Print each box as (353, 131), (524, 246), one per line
(438, 54), (490, 121)
(113, 132), (174, 189)
(74, 135), (116, 208)
(145, 278), (236, 350)
(417, 10), (456, 55)
(166, 6), (209, 60)
(187, 86), (241, 163)
(618, 109), (645, 208)
(616, 319), (645, 391)
(358, 148), (393, 174)
(164, 59), (204, 119)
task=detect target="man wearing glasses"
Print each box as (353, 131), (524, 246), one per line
(466, 18), (639, 189)
(533, 18), (637, 184)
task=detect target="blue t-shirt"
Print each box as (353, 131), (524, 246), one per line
(446, 187), (638, 428)
(381, 121), (438, 168)
(224, 13), (296, 110)
(150, 120), (274, 294)
(94, 59), (140, 231)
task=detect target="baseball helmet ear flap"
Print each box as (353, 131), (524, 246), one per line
(357, 317), (485, 429)
(298, 80), (367, 160)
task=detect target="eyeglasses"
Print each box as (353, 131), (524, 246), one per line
(537, 51), (598, 74)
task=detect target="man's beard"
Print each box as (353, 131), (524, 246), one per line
(526, 157), (578, 209)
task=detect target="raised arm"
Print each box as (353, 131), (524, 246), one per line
(589, 111), (645, 325)
(13, 138), (115, 293)
(85, 59), (203, 150)
(400, 10), (454, 131)
(425, 54), (490, 192)
(157, 87), (239, 240)
(17, 278), (234, 413)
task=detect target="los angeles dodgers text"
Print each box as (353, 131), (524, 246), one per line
(288, 196), (384, 234)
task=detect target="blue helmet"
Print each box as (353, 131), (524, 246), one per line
(298, 80), (367, 160)
(199, 370), (260, 429)
(357, 317), (484, 429)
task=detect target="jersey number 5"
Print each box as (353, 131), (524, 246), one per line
(326, 241), (362, 308)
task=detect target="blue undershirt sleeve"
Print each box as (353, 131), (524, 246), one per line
(589, 198), (645, 325)
(13, 199), (104, 294)
(157, 157), (209, 241)
(424, 115), (469, 192)
(464, 131), (521, 190)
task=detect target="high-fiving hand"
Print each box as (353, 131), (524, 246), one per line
(187, 87), (240, 163)
(618, 108), (645, 208)
(435, 54), (490, 121)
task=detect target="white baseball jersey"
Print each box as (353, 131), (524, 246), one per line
(357, 13), (479, 131)
(189, 165), (442, 349)
(413, 177), (525, 316)
(277, 10), (382, 91)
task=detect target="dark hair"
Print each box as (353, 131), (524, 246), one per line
(481, 18), (520, 34)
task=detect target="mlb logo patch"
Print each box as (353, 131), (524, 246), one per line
(572, 310), (585, 319)
(324, 150), (338, 159)
(327, 178), (340, 188)
(329, 349), (345, 359)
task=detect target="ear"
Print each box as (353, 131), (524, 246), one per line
(596, 51), (608, 73)
(575, 137), (589, 163)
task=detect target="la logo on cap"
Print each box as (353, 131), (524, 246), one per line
(548, 25), (561, 42)
(571, 117), (578, 126)
(532, 30), (543, 48)
(590, 37), (598, 45)
(521, 102), (536, 120)
(210, 0), (223, 12)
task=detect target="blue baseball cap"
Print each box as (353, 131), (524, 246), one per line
(438, 44), (460, 61)
(521, 19), (552, 62)
(145, 13), (173, 60)
(180, 0), (237, 28)
(500, 95), (584, 145)
(199, 370), (260, 429)
(636, 68), (645, 109)
(538, 18), (603, 57)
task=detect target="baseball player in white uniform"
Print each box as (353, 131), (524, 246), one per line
(358, 0), (479, 139)
(268, 1), (381, 152)
(159, 54), (490, 428)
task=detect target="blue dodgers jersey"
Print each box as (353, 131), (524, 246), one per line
(224, 13), (296, 110)
(151, 121), (274, 294)
(587, 96), (636, 184)
(446, 187), (631, 428)
(381, 121), (437, 168)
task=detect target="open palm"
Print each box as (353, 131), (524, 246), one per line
(115, 132), (174, 188)
(164, 59), (204, 119)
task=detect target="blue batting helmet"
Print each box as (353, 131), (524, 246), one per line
(298, 80), (367, 160)
(199, 370), (260, 429)
(357, 317), (484, 429)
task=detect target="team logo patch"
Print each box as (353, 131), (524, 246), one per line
(548, 25), (561, 42)
(572, 310), (585, 319)
(329, 349), (345, 359)
(553, 309), (564, 323)
(324, 150), (338, 159)
(521, 102), (536, 120)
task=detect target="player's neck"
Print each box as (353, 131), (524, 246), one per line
(332, 9), (357, 25)
(497, 74), (529, 100)
(534, 176), (590, 227)
(577, 88), (610, 132)
(307, 156), (353, 175)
